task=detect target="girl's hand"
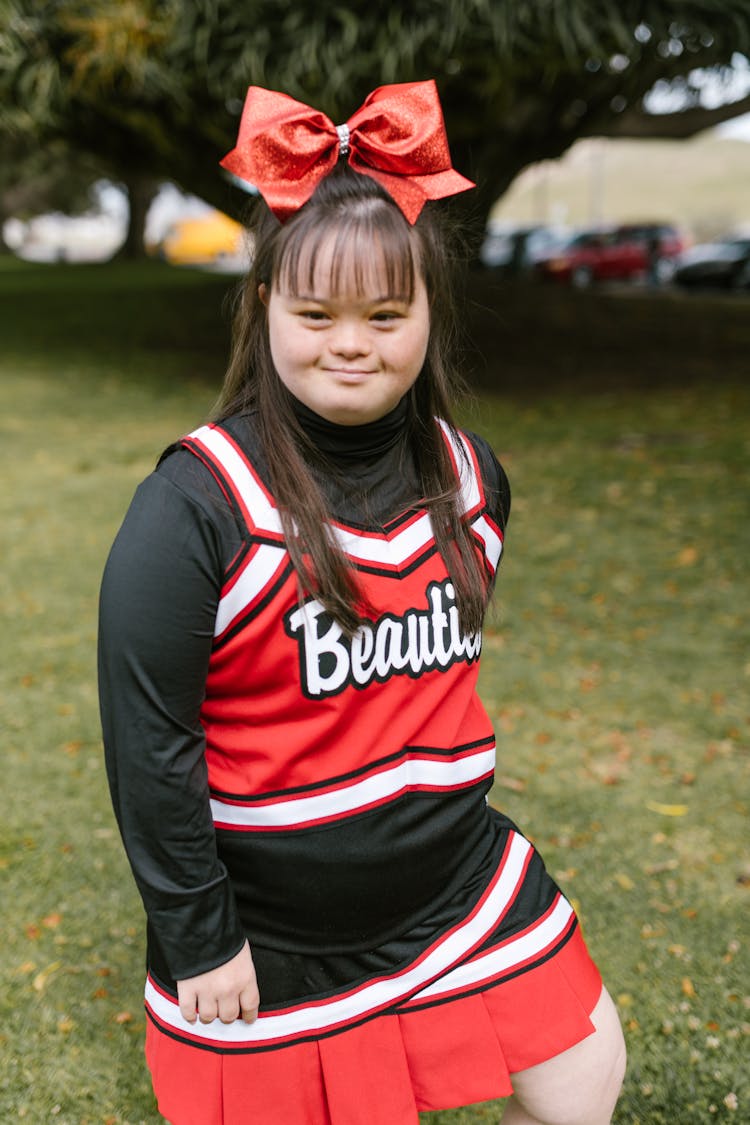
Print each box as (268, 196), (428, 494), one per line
(177, 940), (259, 1025)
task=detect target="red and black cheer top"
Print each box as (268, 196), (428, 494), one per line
(99, 399), (596, 1070)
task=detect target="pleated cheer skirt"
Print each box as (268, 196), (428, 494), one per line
(144, 829), (603, 1125)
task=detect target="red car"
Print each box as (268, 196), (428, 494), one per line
(534, 223), (687, 287)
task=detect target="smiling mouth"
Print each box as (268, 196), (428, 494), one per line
(323, 368), (379, 381)
(323, 373), (382, 387)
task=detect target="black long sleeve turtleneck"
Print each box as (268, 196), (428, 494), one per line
(98, 401), (509, 981)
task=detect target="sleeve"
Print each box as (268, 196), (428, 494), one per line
(98, 464), (247, 980)
(463, 430), (511, 534)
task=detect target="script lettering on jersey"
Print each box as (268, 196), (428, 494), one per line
(285, 579), (482, 699)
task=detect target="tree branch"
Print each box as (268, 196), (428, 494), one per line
(599, 93), (750, 139)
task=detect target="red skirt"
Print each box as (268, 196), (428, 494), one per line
(144, 832), (602, 1124)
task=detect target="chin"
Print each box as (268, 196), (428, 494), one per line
(326, 410), (378, 426)
(320, 398), (391, 426)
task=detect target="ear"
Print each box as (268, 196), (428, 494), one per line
(258, 283), (269, 307)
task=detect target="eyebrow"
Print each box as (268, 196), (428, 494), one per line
(286, 292), (409, 304)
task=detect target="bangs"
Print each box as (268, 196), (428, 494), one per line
(275, 197), (417, 302)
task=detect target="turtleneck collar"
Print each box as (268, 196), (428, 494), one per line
(290, 395), (410, 462)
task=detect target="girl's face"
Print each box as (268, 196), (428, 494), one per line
(263, 235), (430, 426)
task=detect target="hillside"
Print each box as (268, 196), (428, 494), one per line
(491, 133), (750, 240)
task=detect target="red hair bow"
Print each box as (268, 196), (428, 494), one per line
(220, 80), (474, 224)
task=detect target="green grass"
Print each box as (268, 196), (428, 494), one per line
(1, 260), (747, 1124)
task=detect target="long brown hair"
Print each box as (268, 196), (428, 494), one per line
(215, 165), (489, 636)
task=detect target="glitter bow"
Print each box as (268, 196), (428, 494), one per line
(220, 80), (474, 224)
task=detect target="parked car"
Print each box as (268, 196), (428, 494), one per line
(534, 223), (687, 287)
(155, 209), (246, 267)
(672, 237), (750, 290)
(479, 222), (568, 275)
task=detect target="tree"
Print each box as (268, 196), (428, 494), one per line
(2, 1), (749, 250)
(0, 135), (108, 253)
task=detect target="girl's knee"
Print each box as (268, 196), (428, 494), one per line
(509, 988), (626, 1125)
(592, 987), (627, 1102)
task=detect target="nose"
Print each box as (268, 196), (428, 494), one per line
(329, 318), (370, 358)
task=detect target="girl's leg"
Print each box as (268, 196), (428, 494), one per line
(500, 987), (626, 1125)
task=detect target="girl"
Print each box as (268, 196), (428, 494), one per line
(99, 81), (625, 1125)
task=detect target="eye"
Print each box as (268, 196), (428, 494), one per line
(299, 309), (330, 322)
(371, 309), (403, 324)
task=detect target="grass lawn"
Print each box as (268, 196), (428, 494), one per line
(0, 260), (747, 1124)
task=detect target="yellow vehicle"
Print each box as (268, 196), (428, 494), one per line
(157, 209), (245, 266)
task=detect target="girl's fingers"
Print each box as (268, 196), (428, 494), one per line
(217, 994), (241, 1024)
(178, 989), (198, 1024)
(176, 945), (259, 1025)
(198, 998), (218, 1024)
(239, 983), (260, 1023)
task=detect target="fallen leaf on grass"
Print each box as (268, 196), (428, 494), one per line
(496, 775), (526, 793)
(554, 867), (578, 882)
(113, 1011), (133, 1024)
(614, 873), (635, 891)
(726, 940), (740, 956)
(42, 912), (62, 929)
(644, 858), (679, 875)
(33, 961), (62, 992)
(682, 977), (696, 998)
(646, 801), (689, 816)
(675, 545), (699, 567)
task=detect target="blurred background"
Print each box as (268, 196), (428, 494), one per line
(1, 4), (748, 1124)
(2, 1), (750, 283)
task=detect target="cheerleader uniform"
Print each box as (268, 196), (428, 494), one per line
(98, 397), (602, 1125)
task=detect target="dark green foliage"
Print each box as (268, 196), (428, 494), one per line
(1, 1), (749, 230)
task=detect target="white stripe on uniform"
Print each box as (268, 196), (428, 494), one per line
(210, 745), (496, 830)
(145, 831), (532, 1048)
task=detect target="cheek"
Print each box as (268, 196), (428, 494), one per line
(267, 311), (301, 377)
(406, 294), (430, 374)
(406, 322), (430, 376)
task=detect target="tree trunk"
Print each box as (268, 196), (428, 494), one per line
(117, 173), (160, 259)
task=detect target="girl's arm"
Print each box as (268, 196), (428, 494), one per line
(98, 466), (248, 986)
(463, 431), (511, 533)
